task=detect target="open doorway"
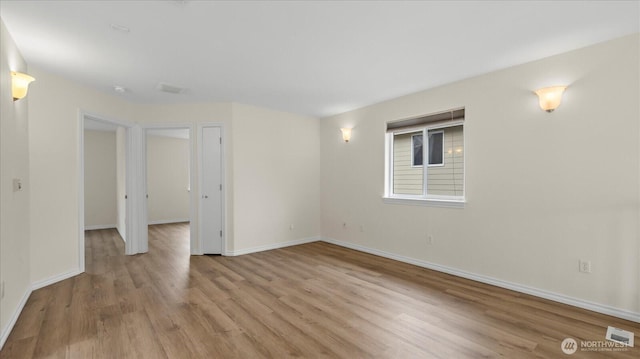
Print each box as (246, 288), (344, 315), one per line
(144, 127), (195, 256)
(81, 116), (130, 273)
(80, 112), (155, 267)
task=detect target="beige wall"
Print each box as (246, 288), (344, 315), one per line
(84, 130), (117, 228)
(146, 135), (190, 224)
(28, 68), (134, 284)
(231, 103), (321, 252)
(320, 34), (640, 314)
(0, 20), (31, 341)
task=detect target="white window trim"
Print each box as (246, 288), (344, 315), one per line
(385, 119), (465, 206)
(382, 196), (465, 208)
(426, 130), (444, 167)
(411, 133), (423, 168)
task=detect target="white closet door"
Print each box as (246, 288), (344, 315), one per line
(201, 126), (223, 254)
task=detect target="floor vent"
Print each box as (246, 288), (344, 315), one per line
(606, 326), (634, 347)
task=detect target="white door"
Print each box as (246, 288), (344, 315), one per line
(201, 126), (223, 254)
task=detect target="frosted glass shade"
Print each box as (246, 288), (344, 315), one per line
(534, 86), (567, 112)
(11, 71), (35, 101)
(340, 128), (352, 142)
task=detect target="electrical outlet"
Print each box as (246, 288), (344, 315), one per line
(427, 235), (434, 245)
(359, 225), (364, 232)
(289, 224), (294, 230)
(579, 259), (592, 273)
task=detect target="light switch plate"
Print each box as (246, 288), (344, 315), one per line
(13, 178), (22, 192)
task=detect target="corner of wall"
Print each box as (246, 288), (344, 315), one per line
(0, 18), (32, 350)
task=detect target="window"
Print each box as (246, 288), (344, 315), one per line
(412, 134), (423, 166)
(427, 130), (443, 166)
(385, 108), (465, 206)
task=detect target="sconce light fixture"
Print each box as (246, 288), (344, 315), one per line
(11, 71), (35, 101)
(534, 85), (567, 112)
(340, 128), (352, 142)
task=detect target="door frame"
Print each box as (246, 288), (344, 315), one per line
(141, 123), (197, 254)
(197, 123), (226, 255)
(78, 110), (142, 272)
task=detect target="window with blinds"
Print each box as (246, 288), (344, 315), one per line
(385, 108), (465, 204)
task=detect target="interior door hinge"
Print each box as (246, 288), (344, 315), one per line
(219, 230), (223, 237)
(219, 137), (222, 144)
(219, 184), (222, 191)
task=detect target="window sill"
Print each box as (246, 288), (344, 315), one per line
(382, 196), (465, 208)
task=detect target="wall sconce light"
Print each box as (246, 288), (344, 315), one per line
(340, 128), (352, 142)
(11, 71), (35, 101)
(534, 85), (567, 112)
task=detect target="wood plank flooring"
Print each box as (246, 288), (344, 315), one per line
(1, 223), (639, 358)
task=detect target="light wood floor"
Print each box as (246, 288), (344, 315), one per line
(1, 223), (638, 358)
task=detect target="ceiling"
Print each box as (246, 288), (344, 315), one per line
(1, 1), (638, 118)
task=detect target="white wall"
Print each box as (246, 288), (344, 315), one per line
(0, 19), (31, 344)
(320, 34), (640, 316)
(231, 103), (321, 253)
(146, 135), (190, 224)
(84, 130), (117, 228)
(116, 126), (126, 240)
(28, 68), (133, 284)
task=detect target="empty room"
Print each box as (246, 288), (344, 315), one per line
(0, 1), (639, 358)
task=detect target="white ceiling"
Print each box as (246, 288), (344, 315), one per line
(1, 1), (638, 118)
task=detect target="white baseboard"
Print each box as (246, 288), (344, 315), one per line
(321, 237), (640, 323)
(147, 218), (189, 225)
(225, 236), (320, 256)
(116, 226), (126, 243)
(31, 269), (82, 291)
(84, 224), (116, 230)
(0, 287), (31, 350)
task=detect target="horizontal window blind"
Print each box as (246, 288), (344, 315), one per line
(386, 108), (464, 133)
